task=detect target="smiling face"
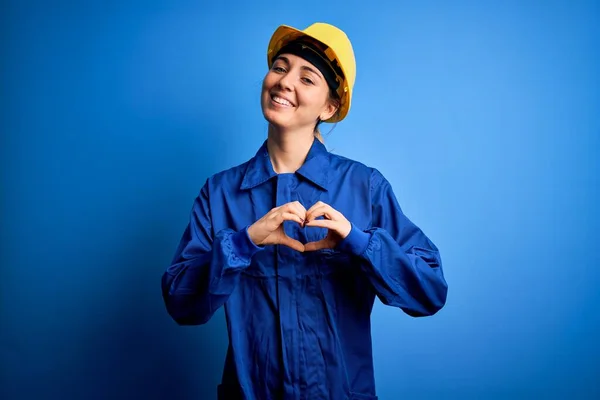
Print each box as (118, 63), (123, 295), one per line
(261, 53), (338, 131)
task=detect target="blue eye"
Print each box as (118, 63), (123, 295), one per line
(273, 66), (286, 73)
(302, 77), (314, 85)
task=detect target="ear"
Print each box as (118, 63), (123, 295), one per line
(319, 100), (339, 122)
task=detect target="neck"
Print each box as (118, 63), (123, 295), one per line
(267, 124), (316, 174)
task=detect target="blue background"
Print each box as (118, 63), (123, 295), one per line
(1, 1), (599, 399)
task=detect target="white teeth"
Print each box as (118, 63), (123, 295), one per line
(273, 96), (292, 106)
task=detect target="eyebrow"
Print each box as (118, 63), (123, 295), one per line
(276, 56), (323, 81)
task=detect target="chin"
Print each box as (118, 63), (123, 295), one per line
(262, 107), (291, 129)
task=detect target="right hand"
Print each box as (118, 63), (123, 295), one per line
(247, 201), (306, 252)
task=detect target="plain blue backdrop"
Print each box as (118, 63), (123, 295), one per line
(1, 1), (599, 399)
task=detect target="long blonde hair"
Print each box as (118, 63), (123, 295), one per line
(314, 89), (341, 143)
(314, 127), (325, 143)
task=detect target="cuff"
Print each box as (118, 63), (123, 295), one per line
(336, 223), (371, 256)
(229, 226), (264, 264)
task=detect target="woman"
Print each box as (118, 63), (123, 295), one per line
(162, 22), (448, 400)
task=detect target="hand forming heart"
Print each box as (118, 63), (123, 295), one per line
(247, 201), (351, 252)
(303, 201), (351, 251)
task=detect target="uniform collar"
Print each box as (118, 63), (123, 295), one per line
(240, 137), (330, 191)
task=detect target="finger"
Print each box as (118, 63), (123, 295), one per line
(306, 218), (351, 238)
(306, 205), (339, 222)
(304, 238), (333, 252)
(280, 235), (305, 252)
(305, 201), (326, 215)
(282, 203), (306, 223)
(304, 218), (337, 230)
(272, 208), (302, 223)
(286, 201), (306, 223)
(273, 202), (303, 215)
(273, 212), (304, 226)
(281, 212), (304, 225)
(291, 201), (307, 216)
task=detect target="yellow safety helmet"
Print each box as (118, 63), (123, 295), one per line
(267, 22), (356, 123)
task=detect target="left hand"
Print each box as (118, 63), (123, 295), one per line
(303, 201), (352, 251)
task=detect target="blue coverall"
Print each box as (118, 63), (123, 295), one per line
(162, 138), (448, 400)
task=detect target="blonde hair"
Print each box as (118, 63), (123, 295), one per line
(314, 127), (325, 143)
(314, 90), (341, 143)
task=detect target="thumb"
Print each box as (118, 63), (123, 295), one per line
(279, 235), (305, 252)
(304, 238), (331, 252)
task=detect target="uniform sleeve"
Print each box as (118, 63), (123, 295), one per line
(161, 180), (264, 325)
(337, 169), (448, 316)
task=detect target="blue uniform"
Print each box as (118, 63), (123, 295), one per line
(161, 138), (448, 400)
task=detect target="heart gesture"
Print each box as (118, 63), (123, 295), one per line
(247, 201), (308, 252)
(247, 201), (351, 252)
(303, 201), (352, 251)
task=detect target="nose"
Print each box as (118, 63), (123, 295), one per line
(276, 71), (294, 92)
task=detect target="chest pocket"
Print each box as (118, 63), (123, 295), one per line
(310, 247), (354, 276)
